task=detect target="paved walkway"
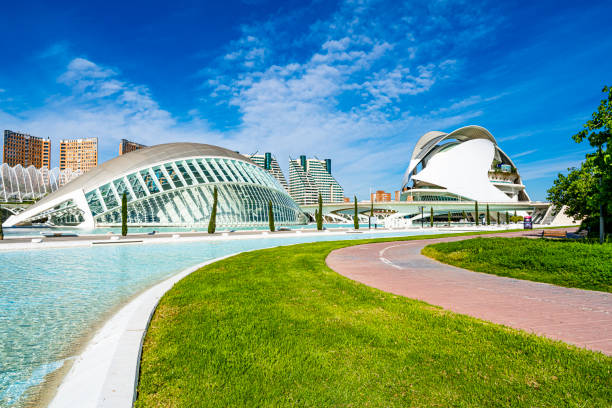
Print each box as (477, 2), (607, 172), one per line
(326, 229), (612, 355)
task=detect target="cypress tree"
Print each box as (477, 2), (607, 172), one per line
(353, 196), (359, 229)
(430, 207), (434, 227)
(121, 192), (128, 236)
(268, 200), (275, 232)
(462, 210), (467, 221)
(475, 201), (479, 226)
(506, 211), (509, 224)
(486, 204), (491, 225)
(317, 193), (323, 230)
(208, 186), (217, 234)
(0, 209), (4, 240)
(448, 211), (451, 226)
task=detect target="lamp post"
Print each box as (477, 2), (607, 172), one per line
(420, 206), (424, 229)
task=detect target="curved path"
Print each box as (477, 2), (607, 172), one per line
(326, 229), (612, 355)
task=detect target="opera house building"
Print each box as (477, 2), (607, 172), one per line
(4, 143), (307, 228)
(402, 125), (530, 203)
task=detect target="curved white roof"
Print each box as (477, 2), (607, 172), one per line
(402, 125), (530, 202)
(23, 143), (252, 215)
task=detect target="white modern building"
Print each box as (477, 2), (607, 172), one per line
(3, 143), (307, 228)
(289, 156), (344, 205)
(245, 152), (289, 192)
(401, 125), (530, 202)
(0, 164), (82, 202)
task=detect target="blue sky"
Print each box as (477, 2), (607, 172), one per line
(0, 0), (610, 200)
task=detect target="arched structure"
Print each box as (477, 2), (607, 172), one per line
(401, 125), (530, 202)
(0, 164), (82, 202)
(3, 143), (307, 228)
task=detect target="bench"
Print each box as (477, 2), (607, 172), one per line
(541, 230), (567, 239)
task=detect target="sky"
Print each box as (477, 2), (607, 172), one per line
(0, 0), (610, 201)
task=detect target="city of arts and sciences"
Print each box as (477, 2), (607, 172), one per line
(1, 4), (611, 408)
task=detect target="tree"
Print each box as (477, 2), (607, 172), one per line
(462, 210), (467, 222)
(447, 211), (451, 226)
(0, 209), (3, 240)
(353, 196), (359, 230)
(268, 200), (275, 232)
(121, 192), (128, 236)
(208, 186), (217, 234)
(430, 207), (434, 227)
(549, 86), (611, 242)
(475, 201), (479, 226)
(317, 193), (323, 230)
(506, 211), (509, 225)
(486, 204), (490, 226)
(369, 199), (374, 229)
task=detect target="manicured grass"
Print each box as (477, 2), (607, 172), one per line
(422, 238), (612, 292)
(136, 233), (610, 407)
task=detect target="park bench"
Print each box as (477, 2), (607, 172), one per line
(540, 230), (567, 239)
(540, 229), (587, 239)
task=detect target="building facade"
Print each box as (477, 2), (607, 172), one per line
(289, 156), (344, 205)
(119, 139), (147, 155)
(245, 152), (289, 192)
(402, 125), (530, 203)
(60, 138), (98, 173)
(371, 190), (391, 202)
(4, 143), (307, 228)
(3, 130), (51, 168)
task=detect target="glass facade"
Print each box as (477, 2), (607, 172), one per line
(82, 156), (306, 227)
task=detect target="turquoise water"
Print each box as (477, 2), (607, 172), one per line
(0, 230), (432, 407)
(2, 223), (366, 238)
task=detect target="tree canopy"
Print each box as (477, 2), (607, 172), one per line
(548, 86), (611, 235)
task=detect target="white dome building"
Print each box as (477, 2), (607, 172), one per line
(4, 143), (307, 228)
(402, 125), (530, 203)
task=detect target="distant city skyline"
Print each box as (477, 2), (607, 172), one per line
(0, 1), (610, 200)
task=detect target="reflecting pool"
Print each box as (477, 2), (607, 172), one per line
(0, 230), (435, 407)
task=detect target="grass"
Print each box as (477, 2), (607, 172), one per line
(135, 232), (611, 407)
(422, 238), (612, 292)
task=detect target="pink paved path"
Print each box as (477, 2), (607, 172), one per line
(326, 229), (612, 355)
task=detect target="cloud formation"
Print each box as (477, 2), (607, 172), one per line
(0, 0), (552, 199)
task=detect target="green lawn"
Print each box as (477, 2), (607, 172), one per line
(422, 237), (612, 292)
(135, 232), (611, 407)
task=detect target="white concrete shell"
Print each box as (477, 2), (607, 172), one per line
(402, 125), (530, 202)
(4, 143), (306, 228)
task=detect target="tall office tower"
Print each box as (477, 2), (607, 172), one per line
(119, 139), (147, 155)
(3, 130), (51, 168)
(245, 152), (289, 192)
(59, 137), (98, 172)
(289, 155), (344, 205)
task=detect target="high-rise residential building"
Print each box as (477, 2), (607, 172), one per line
(3, 130), (51, 168)
(371, 190), (391, 202)
(289, 156), (344, 205)
(59, 137), (98, 173)
(245, 152), (289, 192)
(119, 139), (147, 155)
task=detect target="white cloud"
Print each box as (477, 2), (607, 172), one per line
(2, 1), (505, 199)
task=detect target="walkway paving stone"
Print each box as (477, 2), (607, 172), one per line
(326, 229), (612, 355)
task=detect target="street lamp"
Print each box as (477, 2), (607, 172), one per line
(420, 206), (424, 229)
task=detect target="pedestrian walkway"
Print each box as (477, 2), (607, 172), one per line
(326, 229), (612, 355)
